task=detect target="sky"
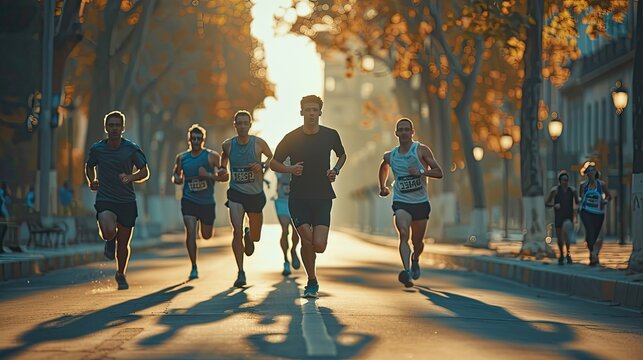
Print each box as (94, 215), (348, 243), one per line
(250, 0), (324, 149)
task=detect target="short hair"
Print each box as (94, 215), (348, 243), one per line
(558, 170), (569, 182)
(233, 110), (253, 123)
(395, 118), (414, 130)
(187, 123), (206, 140)
(104, 110), (125, 127)
(300, 95), (323, 110)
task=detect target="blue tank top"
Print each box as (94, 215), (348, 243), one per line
(390, 142), (428, 204)
(181, 150), (215, 204)
(229, 136), (263, 195)
(580, 180), (604, 215)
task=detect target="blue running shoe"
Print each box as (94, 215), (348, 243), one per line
(282, 261), (291, 276)
(398, 270), (413, 288)
(189, 266), (199, 280)
(303, 279), (319, 298)
(411, 260), (421, 280)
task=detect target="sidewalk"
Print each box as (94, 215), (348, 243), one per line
(339, 227), (643, 311)
(0, 233), (183, 281)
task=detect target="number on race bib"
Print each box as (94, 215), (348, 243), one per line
(188, 179), (208, 192)
(232, 167), (255, 184)
(397, 175), (422, 193)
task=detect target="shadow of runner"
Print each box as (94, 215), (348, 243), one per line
(416, 286), (601, 359)
(137, 286), (250, 346)
(248, 277), (374, 359)
(0, 283), (193, 358)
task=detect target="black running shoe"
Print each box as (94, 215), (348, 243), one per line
(234, 271), (246, 288)
(398, 270), (414, 288)
(411, 260), (421, 279)
(243, 227), (254, 256)
(558, 255), (564, 265)
(104, 239), (116, 260)
(115, 273), (129, 290)
(566, 255), (573, 264)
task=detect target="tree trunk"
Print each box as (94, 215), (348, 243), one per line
(518, 0), (554, 258)
(628, 1), (643, 272)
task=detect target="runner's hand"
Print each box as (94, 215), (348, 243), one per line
(408, 166), (420, 176)
(326, 168), (337, 182)
(379, 186), (390, 197)
(173, 172), (183, 185)
(249, 162), (263, 173)
(198, 166), (211, 179)
(216, 168), (229, 182)
(119, 173), (131, 184)
(554, 203), (560, 209)
(290, 162), (304, 176)
(89, 179), (99, 191)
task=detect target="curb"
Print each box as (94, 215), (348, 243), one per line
(0, 237), (165, 281)
(339, 228), (643, 310)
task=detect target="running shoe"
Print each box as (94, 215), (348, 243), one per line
(233, 271), (246, 288)
(411, 259), (421, 279)
(558, 255), (565, 265)
(243, 227), (254, 256)
(398, 270), (414, 288)
(291, 249), (301, 270)
(104, 238), (116, 260)
(566, 254), (573, 264)
(189, 266), (199, 279)
(303, 279), (319, 298)
(282, 261), (291, 276)
(115, 273), (129, 290)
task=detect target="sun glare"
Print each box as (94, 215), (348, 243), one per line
(250, 0), (324, 150)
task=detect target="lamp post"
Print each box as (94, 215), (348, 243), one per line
(500, 133), (514, 240)
(548, 112), (564, 180)
(611, 80), (628, 245)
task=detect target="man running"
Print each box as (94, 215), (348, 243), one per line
(378, 118), (443, 288)
(172, 124), (227, 280)
(274, 161), (300, 276)
(221, 110), (273, 288)
(545, 170), (579, 265)
(85, 110), (150, 290)
(270, 95), (347, 298)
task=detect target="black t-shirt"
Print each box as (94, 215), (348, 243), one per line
(274, 126), (345, 199)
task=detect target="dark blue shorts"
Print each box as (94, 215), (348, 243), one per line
(225, 188), (266, 213)
(95, 201), (138, 228)
(289, 198), (332, 228)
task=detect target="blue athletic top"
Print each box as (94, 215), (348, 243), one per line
(580, 180), (605, 215)
(390, 142), (428, 204)
(180, 150), (215, 205)
(229, 136), (263, 195)
(86, 138), (147, 203)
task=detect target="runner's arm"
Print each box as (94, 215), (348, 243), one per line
(420, 145), (443, 179)
(172, 153), (183, 184)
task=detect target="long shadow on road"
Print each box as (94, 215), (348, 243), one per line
(0, 283), (193, 359)
(417, 286), (601, 360)
(248, 277), (374, 359)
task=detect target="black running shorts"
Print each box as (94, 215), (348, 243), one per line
(181, 198), (215, 225)
(95, 201), (138, 228)
(289, 198), (333, 228)
(392, 201), (431, 221)
(225, 188), (266, 213)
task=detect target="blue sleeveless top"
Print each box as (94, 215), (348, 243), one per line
(181, 150), (215, 204)
(390, 142), (428, 204)
(229, 136), (263, 195)
(580, 180), (604, 215)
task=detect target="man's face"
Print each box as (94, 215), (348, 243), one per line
(189, 131), (204, 150)
(559, 175), (569, 186)
(300, 102), (321, 126)
(395, 121), (414, 142)
(234, 114), (252, 136)
(105, 117), (124, 139)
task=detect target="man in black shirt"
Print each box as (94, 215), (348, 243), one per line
(546, 171), (579, 265)
(270, 95), (346, 298)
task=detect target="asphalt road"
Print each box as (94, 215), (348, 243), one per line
(0, 225), (641, 359)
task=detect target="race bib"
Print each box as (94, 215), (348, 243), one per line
(232, 167), (255, 184)
(398, 175), (422, 193)
(585, 193), (601, 209)
(188, 179), (208, 192)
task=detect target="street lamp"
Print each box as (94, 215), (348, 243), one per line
(499, 133), (514, 240)
(473, 145), (484, 161)
(548, 112), (564, 178)
(611, 80), (628, 245)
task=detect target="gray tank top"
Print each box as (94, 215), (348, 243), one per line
(390, 142), (428, 204)
(229, 136), (263, 195)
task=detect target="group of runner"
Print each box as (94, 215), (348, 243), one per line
(85, 95), (444, 296)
